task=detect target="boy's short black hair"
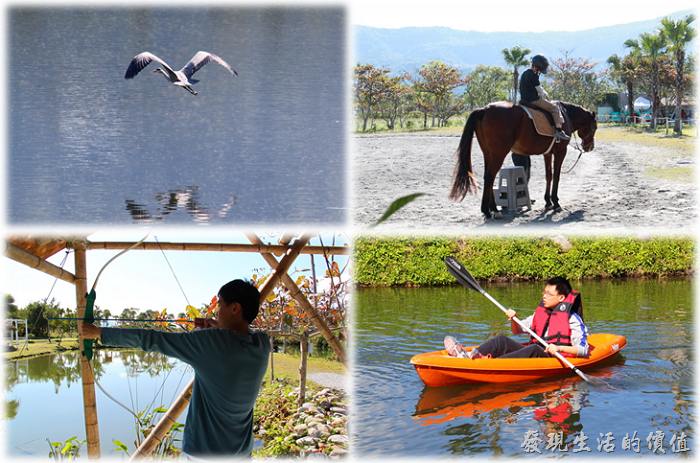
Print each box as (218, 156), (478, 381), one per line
(545, 276), (572, 297)
(218, 279), (261, 323)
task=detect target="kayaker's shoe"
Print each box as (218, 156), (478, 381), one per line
(444, 336), (469, 358)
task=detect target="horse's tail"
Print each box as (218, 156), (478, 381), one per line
(449, 108), (484, 202)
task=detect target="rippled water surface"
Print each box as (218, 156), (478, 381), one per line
(5, 350), (192, 457)
(353, 279), (694, 458)
(9, 7), (347, 225)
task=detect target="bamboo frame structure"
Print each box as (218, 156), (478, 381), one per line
(4, 233), (348, 461)
(246, 232), (348, 367)
(3, 241), (76, 284)
(85, 241), (350, 256)
(74, 237), (102, 459)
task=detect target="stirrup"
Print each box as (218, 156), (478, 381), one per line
(555, 129), (570, 141)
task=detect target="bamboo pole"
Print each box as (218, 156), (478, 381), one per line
(84, 240), (349, 256)
(130, 233), (310, 460)
(246, 234), (348, 368)
(74, 237), (101, 459)
(3, 241), (76, 284)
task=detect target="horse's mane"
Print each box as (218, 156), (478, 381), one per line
(558, 101), (595, 118)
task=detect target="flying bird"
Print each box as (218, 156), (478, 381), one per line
(125, 51), (237, 95)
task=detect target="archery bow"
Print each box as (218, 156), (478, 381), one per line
(82, 233), (150, 361)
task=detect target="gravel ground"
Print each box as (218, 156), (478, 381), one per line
(352, 132), (696, 235)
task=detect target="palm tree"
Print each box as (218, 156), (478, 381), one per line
(624, 32), (668, 129)
(660, 14), (696, 134)
(607, 53), (642, 120)
(502, 46), (531, 104)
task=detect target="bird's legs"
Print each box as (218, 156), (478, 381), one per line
(184, 85), (197, 95)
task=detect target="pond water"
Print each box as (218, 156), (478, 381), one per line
(353, 279), (694, 459)
(4, 349), (193, 458)
(8, 7), (347, 225)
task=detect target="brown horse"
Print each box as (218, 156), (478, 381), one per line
(449, 101), (597, 219)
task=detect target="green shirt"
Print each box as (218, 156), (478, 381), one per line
(101, 327), (270, 457)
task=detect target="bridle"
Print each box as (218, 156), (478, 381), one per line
(561, 115), (596, 174)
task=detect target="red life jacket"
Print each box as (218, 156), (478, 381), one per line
(530, 290), (582, 348)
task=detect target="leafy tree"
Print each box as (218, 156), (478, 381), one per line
(624, 32), (669, 129)
(120, 308), (138, 320)
(502, 46), (531, 103)
(5, 294), (19, 319)
(660, 14), (696, 134)
(547, 51), (611, 110)
(21, 299), (63, 338)
(378, 74), (411, 130)
(406, 85), (435, 128)
(412, 61), (469, 127)
(463, 65), (510, 109)
(354, 63), (394, 131)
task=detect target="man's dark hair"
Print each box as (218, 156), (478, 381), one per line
(218, 279), (261, 323)
(546, 276), (572, 297)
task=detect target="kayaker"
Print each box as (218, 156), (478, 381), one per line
(81, 279), (270, 459)
(444, 277), (588, 359)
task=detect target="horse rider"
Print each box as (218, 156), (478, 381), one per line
(520, 54), (570, 141)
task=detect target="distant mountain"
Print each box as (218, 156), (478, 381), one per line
(354, 9), (696, 74)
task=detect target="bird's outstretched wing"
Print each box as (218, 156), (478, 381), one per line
(181, 51), (238, 79)
(125, 52), (178, 80)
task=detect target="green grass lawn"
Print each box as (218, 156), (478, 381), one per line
(595, 124), (696, 155)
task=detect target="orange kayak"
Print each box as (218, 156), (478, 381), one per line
(410, 333), (626, 387)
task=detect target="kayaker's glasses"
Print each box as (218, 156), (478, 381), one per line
(542, 291), (559, 298)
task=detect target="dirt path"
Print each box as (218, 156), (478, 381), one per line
(352, 131), (695, 234)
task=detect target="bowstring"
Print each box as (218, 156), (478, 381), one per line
(154, 235), (192, 308)
(151, 234), (196, 415)
(14, 250), (73, 358)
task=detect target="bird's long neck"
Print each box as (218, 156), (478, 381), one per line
(154, 68), (170, 80)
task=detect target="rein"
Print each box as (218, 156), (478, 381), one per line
(561, 132), (585, 174)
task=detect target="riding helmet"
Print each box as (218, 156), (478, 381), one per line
(532, 54), (549, 74)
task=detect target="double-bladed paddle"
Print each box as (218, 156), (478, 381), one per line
(445, 256), (609, 387)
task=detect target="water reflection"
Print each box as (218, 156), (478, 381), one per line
(9, 7), (347, 225)
(125, 186), (237, 223)
(5, 350), (190, 457)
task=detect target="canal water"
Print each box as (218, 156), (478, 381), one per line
(5, 349), (192, 458)
(353, 278), (694, 458)
(8, 7), (347, 225)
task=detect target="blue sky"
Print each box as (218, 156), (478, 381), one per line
(4, 231), (350, 317)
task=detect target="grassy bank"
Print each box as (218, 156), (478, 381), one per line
(4, 338), (347, 381)
(4, 337), (80, 360)
(354, 235), (694, 286)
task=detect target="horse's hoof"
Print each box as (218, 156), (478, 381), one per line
(553, 206), (563, 212)
(493, 211), (503, 219)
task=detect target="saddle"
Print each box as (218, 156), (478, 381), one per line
(510, 101), (572, 155)
(518, 100), (558, 137)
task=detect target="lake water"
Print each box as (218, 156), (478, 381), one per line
(4, 349), (193, 458)
(353, 279), (694, 458)
(8, 7), (347, 225)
